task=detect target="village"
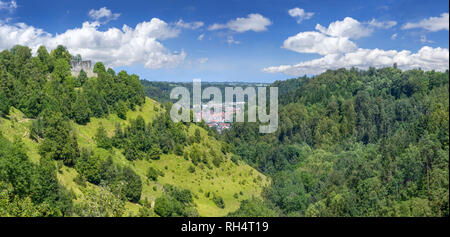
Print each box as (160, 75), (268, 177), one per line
(194, 101), (246, 133)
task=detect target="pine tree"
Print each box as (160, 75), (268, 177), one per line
(0, 90), (10, 117)
(116, 100), (128, 120)
(95, 124), (112, 149)
(73, 91), (91, 125)
(77, 69), (88, 87)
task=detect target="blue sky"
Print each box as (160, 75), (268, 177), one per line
(0, 0), (448, 82)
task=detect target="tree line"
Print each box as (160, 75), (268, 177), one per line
(224, 67), (449, 217)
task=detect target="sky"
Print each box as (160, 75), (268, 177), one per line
(0, 0), (449, 82)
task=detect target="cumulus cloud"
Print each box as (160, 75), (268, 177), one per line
(264, 16), (448, 76)
(88, 7), (121, 24)
(283, 31), (357, 55)
(315, 17), (373, 39)
(197, 57), (208, 64)
(391, 33), (398, 40)
(0, 18), (186, 69)
(0, 0), (17, 11)
(264, 47), (449, 75)
(402, 13), (449, 31)
(368, 19), (397, 29)
(288, 7), (314, 23)
(227, 36), (240, 45)
(175, 20), (204, 29)
(208, 13), (272, 32)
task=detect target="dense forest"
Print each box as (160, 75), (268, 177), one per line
(224, 67), (449, 216)
(141, 66), (450, 217)
(1, 44), (448, 217)
(0, 45), (148, 215)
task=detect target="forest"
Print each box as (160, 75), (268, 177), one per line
(142, 66), (449, 217)
(0, 44), (449, 217)
(223, 67), (449, 216)
(0, 45), (266, 216)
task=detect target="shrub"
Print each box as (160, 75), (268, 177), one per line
(147, 167), (163, 181)
(212, 194), (225, 209)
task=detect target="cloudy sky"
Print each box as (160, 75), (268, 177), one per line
(0, 0), (448, 82)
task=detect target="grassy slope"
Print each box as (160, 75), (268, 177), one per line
(0, 98), (269, 216)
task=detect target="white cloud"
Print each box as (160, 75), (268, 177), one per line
(0, 18), (186, 69)
(315, 17), (397, 39)
(0, 0), (16, 11)
(263, 46), (449, 75)
(402, 13), (449, 31)
(368, 19), (397, 29)
(316, 17), (373, 39)
(175, 20), (204, 29)
(198, 33), (205, 40)
(391, 33), (398, 40)
(264, 16), (448, 76)
(197, 57), (208, 64)
(208, 13), (272, 32)
(420, 35), (434, 44)
(288, 7), (314, 24)
(283, 31), (357, 55)
(227, 36), (240, 45)
(88, 7), (120, 24)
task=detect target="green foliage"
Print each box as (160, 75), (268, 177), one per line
(112, 111), (187, 161)
(116, 100), (127, 120)
(189, 144), (202, 166)
(228, 198), (278, 217)
(121, 167), (142, 203)
(194, 128), (201, 143)
(94, 124), (112, 149)
(188, 165), (196, 173)
(52, 58), (71, 82)
(147, 167), (164, 181)
(93, 62), (106, 74)
(75, 149), (101, 185)
(74, 186), (125, 217)
(225, 67), (449, 217)
(77, 70), (88, 87)
(75, 149), (142, 203)
(1, 44), (145, 122)
(50, 45), (71, 64)
(212, 194), (225, 209)
(38, 111), (80, 166)
(149, 144), (162, 160)
(154, 184), (198, 217)
(0, 134), (73, 216)
(73, 91), (91, 125)
(0, 90), (10, 116)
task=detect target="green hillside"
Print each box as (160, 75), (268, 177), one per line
(0, 45), (268, 217)
(0, 97), (268, 216)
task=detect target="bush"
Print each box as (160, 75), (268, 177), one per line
(212, 155), (223, 168)
(116, 100), (127, 120)
(121, 167), (142, 203)
(154, 195), (183, 217)
(73, 174), (87, 187)
(149, 144), (162, 160)
(147, 167), (163, 181)
(95, 124), (112, 149)
(212, 194), (225, 209)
